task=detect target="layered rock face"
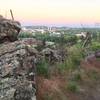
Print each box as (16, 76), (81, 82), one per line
(0, 40), (37, 100)
(0, 15), (21, 43)
(0, 16), (36, 100)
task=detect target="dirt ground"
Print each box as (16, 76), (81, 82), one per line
(36, 56), (100, 100)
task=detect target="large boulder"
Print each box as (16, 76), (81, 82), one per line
(41, 48), (62, 63)
(0, 15), (21, 43)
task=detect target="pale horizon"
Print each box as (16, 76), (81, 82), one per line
(0, 0), (100, 27)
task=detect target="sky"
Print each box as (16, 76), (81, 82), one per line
(0, 0), (100, 27)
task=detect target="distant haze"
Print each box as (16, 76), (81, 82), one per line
(0, 0), (100, 27)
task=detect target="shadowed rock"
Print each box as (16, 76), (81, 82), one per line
(0, 15), (21, 43)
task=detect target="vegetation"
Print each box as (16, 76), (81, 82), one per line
(91, 41), (100, 51)
(66, 81), (79, 92)
(19, 28), (100, 100)
(58, 46), (85, 73)
(18, 32), (34, 38)
(36, 59), (49, 78)
(19, 32), (77, 45)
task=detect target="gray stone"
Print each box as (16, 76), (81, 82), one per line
(0, 39), (37, 100)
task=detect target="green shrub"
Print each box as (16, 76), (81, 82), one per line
(69, 46), (85, 65)
(91, 42), (100, 51)
(18, 32), (34, 38)
(71, 71), (82, 81)
(36, 59), (49, 78)
(58, 46), (85, 72)
(67, 81), (79, 92)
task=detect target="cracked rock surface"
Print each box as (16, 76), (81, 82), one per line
(0, 40), (37, 100)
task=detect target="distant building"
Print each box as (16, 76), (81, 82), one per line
(76, 32), (87, 38)
(50, 31), (61, 37)
(34, 29), (46, 34)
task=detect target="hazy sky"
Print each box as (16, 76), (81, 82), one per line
(0, 0), (100, 26)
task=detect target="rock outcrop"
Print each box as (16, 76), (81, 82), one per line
(0, 15), (38, 100)
(0, 40), (37, 100)
(0, 15), (21, 43)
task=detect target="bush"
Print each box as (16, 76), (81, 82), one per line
(58, 46), (85, 72)
(70, 71), (82, 81)
(18, 32), (34, 38)
(36, 59), (49, 78)
(67, 81), (79, 92)
(91, 42), (100, 51)
(69, 46), (85, 65)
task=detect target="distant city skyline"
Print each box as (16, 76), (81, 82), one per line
(0, 0), (100, 27)
(22, 22), (100, 28)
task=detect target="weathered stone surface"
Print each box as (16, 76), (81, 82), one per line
(41, 48), (63, 63)
(0, 40), (37, 100)
(14, 81), (35, 100)
(0, 15), (21, 43)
